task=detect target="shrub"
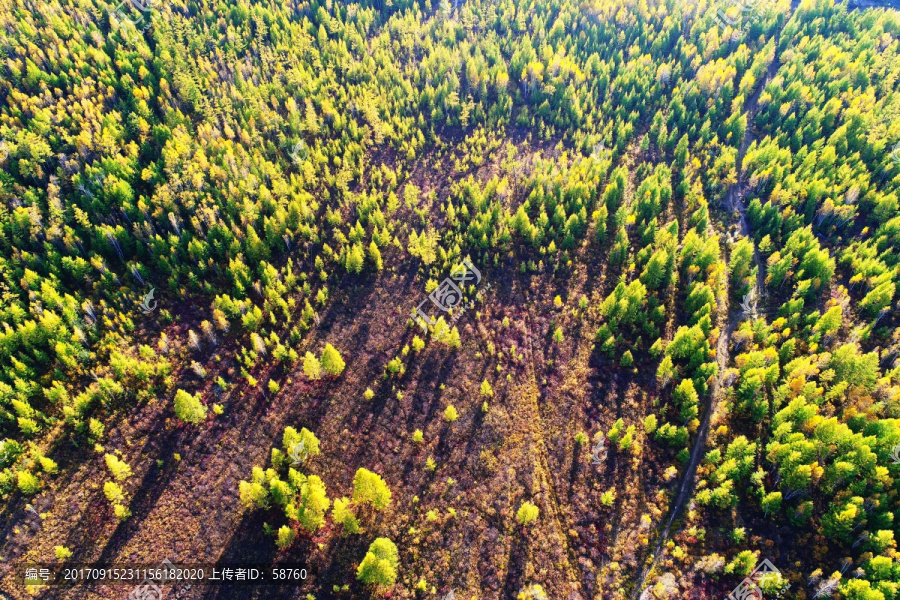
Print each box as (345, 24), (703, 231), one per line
(517, 501), (539, 526)
(480, 379), (494, 397)
(357, 538), (399, 587)
(54, 546), (73, 561)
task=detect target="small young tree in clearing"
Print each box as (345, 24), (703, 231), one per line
(303, 352), (322, 380)
(104, 481), (125, 503)
(601, 489), (616, 506)
(113, 504), (132, 521)
(17, 471), (40, 494)
(238, 467), (269, 509)
(432, 318), (461, 348)
(276, 525), (296, 549)
(174, 389), (207, 424)
(517, 501), (539, 526)
(480, 379), (494, 397)
(357, 538), (399, 587)
(105, 454), (132, 481)
(292, 474), (330, 533)
(553, 327), (564, 343)
(332, 496), (361, 534)
(352, 468), (392, 510)
(103, 481), (130, 520)
(320, 343), (346, 376)
(444, 405), (459, 422)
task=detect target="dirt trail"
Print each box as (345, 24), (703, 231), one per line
(630, 12), (792, 598)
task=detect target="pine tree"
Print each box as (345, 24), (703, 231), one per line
(357, 538), (399, 587)
(517, 501), (539, 526)
(303, 352), (322, 380)
(332, 497), (361, 534)
(17, 471), (41, 494)
(444, 405), (459, 422)
(174, 389), (207, 424)
(276, 525), (296, 549)
(105, 454), (132, 481)
(352, 468), (392, 510)
(320, 344), (345, 376)
(345, 243), (365, 273)
(293, 474), (330, 533)
(368, 241), (383, 270)
(104, 481), (125, 503)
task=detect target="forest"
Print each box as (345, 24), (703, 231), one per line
(0, 0), (900, 598)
